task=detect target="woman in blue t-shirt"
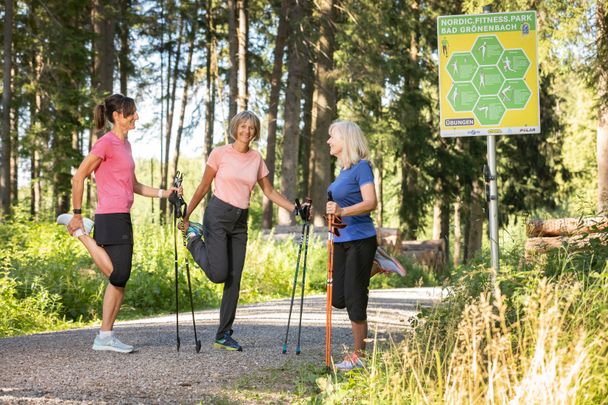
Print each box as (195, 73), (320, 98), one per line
(326, 120), (404, 371)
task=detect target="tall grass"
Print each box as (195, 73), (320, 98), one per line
(316, 248), (608, 404)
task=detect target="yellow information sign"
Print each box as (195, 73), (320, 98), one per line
(437, 11), (540, 137)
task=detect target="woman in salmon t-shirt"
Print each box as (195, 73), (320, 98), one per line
(57, 94), (181, 353)
(180, 111), (311, 352)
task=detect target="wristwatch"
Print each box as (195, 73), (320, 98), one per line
(73, 208), (82, 215)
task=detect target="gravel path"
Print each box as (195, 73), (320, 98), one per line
(0, 288), (444, 404)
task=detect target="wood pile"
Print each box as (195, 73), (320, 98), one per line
(400, 239), (446, 270)
(377, 228), (446, 270)
(525, 216), (608, 258)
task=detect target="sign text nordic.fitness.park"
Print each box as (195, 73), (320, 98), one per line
(437, 11), (540, 137)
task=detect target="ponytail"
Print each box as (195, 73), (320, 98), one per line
(93, 94), (136, 131)
(94, 104), (106, 130)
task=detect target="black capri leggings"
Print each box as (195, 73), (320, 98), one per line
(332, 235), (377, 322)
(93, 213), (134, 288)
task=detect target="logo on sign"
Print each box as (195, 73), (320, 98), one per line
(522, 23), (530, 35)
(488, 129), (503, 134)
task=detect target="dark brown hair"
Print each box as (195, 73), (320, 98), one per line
(94, 94), (136, 130)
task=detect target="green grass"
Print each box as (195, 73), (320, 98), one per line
(0, 218), (437, 338)
(307, 234), (608, 404)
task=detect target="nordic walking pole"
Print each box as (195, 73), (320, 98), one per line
(170, 171), (202, 353)
(326, 192), (335, 371)
(296, 197), (312, 355)
(182, 207), (202, 354)
(172, 183), (181, 352)
(282, 199), (307, 354)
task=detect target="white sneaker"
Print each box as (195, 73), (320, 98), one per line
(92, 336), (134, 353)
(57, 213), (94, 236)
(335, 353), (365, 372)
(373, 246), (406, 277)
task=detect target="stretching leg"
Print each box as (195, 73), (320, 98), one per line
(76, 235), (113, 278)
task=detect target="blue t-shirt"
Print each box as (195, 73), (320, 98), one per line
(327, 160), (376, 243)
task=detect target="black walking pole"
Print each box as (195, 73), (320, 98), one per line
(282, 199), (307, 354)
(295, 197), (312, 354)
(172, 190), (181, 352)
(170, 171), (201, 353)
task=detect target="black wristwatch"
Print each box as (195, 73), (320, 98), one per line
(73, 208), (82, 215)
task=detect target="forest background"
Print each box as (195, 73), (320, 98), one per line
(2, 0), (608, 402)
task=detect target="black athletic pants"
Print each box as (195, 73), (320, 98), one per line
(187, 196), (248, 340)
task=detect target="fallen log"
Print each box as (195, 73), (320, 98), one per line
(401, 239), (446, 252)
(524, 232), (608, 256)
(402, 249), (445, 269)
(526, 216), (608, 237)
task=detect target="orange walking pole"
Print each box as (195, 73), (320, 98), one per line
(326, 192), (335, 372)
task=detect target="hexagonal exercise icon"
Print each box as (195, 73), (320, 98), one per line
(472, 66), (504, 96)
(446, 52), (478, 82)
(498, 49), (530, 79)
(471, 36), (504, 66)
(499, 80), (531, 109)
(448, 83), (479, 112)
(474, 96), (506, 125)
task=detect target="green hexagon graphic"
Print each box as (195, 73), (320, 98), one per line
(473, 96), (506, 125)
(472, 66), (505, 96)
(498, 49), (530, 79)
(448, 83), (479, 112)
(471, 36), (504, 66)
(499, 80), (531, 109)
(446, 52), (478, 82)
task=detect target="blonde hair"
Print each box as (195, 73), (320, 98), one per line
(229, 111), (261, 142)
(329, 120), (370, 168)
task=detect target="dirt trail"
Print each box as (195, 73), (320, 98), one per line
(0, 288), (444, 404)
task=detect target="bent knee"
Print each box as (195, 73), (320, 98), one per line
(109, 270), (131, 288)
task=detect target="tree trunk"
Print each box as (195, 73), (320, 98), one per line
(118, 0), (131, 95)
(204, 0), (217, 163)
(300, 59), (314, 198)
(310, 0), (337, 226)
(262, 0), (289, 229)
(466, 178), (484, 260)
(227, 0), (238, 120)
(237, 0), (248, 111)
(1, 0), (13, 217)
(598, 1), (608, 213)
(453, 200), (462, 266)
(30, 49), (43, 218)
(279, 0), (306, 226)
(10, 99), (17, 204)
(91, 0), (116, 108)
(90, 0), (117, 210)
(170, 13), (196, 181)
(161, 14), (184, 218)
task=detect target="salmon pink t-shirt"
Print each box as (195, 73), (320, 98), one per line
(90, 132), (135, 214)
(207, 144), (269, 209)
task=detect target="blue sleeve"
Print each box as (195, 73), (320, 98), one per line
(356, 160), (374, 187)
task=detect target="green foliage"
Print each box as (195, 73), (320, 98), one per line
(0, 215), (437, 338)
(308, 235), (608, 404)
